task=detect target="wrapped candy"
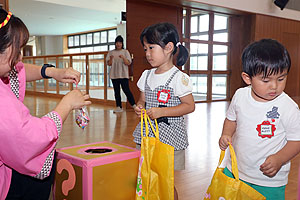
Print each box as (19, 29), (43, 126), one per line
(74, 82), (90, 129)
(75, 106), (90, 129)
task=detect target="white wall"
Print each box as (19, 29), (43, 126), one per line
(196, 0), (300, 21)
(34, 36), (63, 56)
(42, 36), (64, 55)
(117, 23), (127, 48)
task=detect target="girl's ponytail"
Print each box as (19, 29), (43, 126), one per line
(176, 44), (189, 66)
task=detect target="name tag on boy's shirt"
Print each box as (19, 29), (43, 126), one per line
(256, 120), (276, 138)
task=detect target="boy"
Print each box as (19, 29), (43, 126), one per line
(219, 39), (300, 199)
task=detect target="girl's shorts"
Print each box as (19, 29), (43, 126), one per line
(136, 144), (185, 170)
(223, 167), (285, 200)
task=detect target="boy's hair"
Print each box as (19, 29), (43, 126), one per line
(140, 22), (189, 66)
(115, 35), (124, 49)
(0, 9), (29, 69)
(242, 39), (291, 78)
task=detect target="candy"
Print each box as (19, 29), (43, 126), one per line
(75, 106), (90, 129)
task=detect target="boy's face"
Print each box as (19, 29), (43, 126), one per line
(241, 70), (288, 102)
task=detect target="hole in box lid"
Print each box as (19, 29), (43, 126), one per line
(85, 148), (112, 154)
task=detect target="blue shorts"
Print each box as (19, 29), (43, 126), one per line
(223, 167), (285, 200)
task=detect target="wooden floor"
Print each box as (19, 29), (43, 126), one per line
(23, 95), (300, 200)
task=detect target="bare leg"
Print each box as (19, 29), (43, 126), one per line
(174, 186), (179, 200)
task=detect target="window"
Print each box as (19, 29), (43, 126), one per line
(183, 9), (230, 102)
(67, 28), (117, 53)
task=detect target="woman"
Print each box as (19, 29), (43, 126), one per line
(106, 35), (136, 113)
(0, 9), (91, 200)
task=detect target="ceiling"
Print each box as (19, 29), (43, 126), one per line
(9, 0), (126, 36)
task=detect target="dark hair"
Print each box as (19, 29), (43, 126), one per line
(115, 35), (124, 49)
(0, 9), (29, 69)
(242, 39), (291, 78)
(140, 22), (189, 66)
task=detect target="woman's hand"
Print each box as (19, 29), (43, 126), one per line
(48, 67), (80, 84)
(61, 89), (91, 110)
(54, 89), (91, 122)
(119, 54), (130, 65)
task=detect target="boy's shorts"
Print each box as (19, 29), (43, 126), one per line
(136, 144), (185, 170)
(223, 167), (286, 200)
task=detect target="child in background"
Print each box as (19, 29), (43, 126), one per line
(219, 39), (300, 200)
(133, 22), (195, 200)
(0, 9), (91, 200)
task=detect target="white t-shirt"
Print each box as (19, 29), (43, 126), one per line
(137, 66), (192, 97)
(226, 86), (300, 187)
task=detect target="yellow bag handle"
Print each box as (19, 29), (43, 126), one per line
(140, 109), (159, 139)
(218, 143), (239, 180)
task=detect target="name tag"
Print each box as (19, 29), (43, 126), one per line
(256, 120), (276, 138)
(157, 89), (171, 103)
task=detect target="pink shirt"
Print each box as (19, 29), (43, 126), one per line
(0, 62), (62, 200)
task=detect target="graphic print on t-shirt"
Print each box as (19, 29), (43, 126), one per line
(256, 106), (279, 139)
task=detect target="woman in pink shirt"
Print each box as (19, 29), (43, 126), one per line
(0, 9), (91, 200)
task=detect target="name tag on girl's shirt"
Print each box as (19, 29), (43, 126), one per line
(157, 89), (171, 103)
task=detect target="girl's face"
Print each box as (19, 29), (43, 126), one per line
(115, 42), (123, 50)
(242, 70), (288, 102)
(0, 46), (12, 78)
(143, 40), (171, 68)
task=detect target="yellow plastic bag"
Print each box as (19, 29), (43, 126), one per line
(136, 110), (174, 200)
(204, 143), (266, 200)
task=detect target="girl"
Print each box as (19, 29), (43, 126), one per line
(133, 22), (195, 200)
(0, 9), (91, 200)
(106, 35), (136, 113)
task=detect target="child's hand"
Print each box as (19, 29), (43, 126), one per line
(134, 104), (144, 117)
(219, 135), (232, 150)
(146, 107), (162, 119)
(260, 154), (283, 177)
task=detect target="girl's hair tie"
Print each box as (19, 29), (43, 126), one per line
(0, 12), (12, 29)
(176, 42), (181, 48)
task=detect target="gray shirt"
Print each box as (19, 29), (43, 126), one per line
(106, 49), (132, 79)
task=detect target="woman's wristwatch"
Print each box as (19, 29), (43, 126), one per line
(41, 64), (55, 79)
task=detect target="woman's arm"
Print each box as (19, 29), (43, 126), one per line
(24, 63), (43, 81)
(24, 63), (80, 83)
(146, 93), (195, 119)
(107, 55), (113, 66)
(119, 54), (131, 66)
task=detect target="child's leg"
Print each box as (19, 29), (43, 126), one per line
(223, 167), (286, 200)
(174, 149), (185, 200)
